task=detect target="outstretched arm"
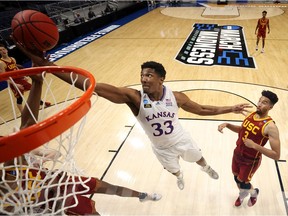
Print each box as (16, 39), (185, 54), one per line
(218, 122), (241, 134)
(53, 70), (137, 103)
(174, 91), (252, 116)
(13, 40), (140, 105)
(95, 83), (140, 104)
(4, 75), (43, 167)
(20, 75), (43, 129)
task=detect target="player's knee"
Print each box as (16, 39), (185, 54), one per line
(234, 175), (241, 184)
(16, 97), (23, 104)
(234, 176), (251, 189)
(183, 150), (202, 163)
(240, 181), (251, 190)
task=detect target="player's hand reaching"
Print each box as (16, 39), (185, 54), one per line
(217, 122), (241, 134)
(10, 34), (54, 67)
(31, 51), (54, 67)
(232, 103), (253, 115)
(218, 123), (228, 133)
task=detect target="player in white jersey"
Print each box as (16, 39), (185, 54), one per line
(137, 85), (209, 189)
(13, 45), (252, 190)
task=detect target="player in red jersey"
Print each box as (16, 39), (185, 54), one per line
(0, 43), (51, 113)
(0, 72), (161, 215)
(255, 11), (270, 53)
(218, 90), (280, 207)
(1, 162), (161, 215)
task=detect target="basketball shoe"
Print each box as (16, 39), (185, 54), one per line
(248, 188), (259, 207)
(177, 171), (184, 190)
(201, 165), (219, 179)
(261, 49), (264, 53)
(234, 189), (249, 207)
(234, 197), (243, 207)
(139, 193), (162, 202)
(40, 100), (51, 108)
(255, 45), (258, 51)
(44, 102), (51, 108)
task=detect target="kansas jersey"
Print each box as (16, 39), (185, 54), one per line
(235, 111), (273, 159)
(136, 86), (185, 149)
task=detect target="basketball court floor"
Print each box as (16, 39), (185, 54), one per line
(1, 2), (288, 215)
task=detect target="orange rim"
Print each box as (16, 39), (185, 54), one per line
(0, 66), (96, 163)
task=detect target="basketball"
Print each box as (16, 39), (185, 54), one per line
(11, 10), (59, 51)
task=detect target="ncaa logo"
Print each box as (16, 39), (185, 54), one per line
(176, 23), (256, 68)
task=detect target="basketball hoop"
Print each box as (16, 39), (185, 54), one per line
(0, 66), (95, 163)
(0, 66), (96, 215)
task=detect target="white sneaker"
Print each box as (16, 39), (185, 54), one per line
(248, 188), (259, 207)
(177, 171), (184, 190)
(202, 165), (219, 179)
(139, 193), (162, 202)
(255, 45), (258, 51)
(261, 49), (264, 53)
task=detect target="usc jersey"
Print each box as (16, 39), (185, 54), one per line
(0, 57), (31, 97)
(0, 57), (18, 71)
(2, 167), (96, 215)
(257, 18), (269, 38)
(235, 112), (273, 160)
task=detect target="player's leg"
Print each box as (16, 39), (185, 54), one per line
(233, 176), (250, 207)
(175, 170), (184, 191)
(261, 37), (265, 53)
(196, 157), (219, 179)
(16, 96), (24, 113)
(64, 176), (161, 215)
(179, 134), (218, 180)
(245, 160), (261, 207)
(151, 144), (184, 190)
(233, 176), (258, 207)
(65, 195), (99, 215)
(10, 78), (32, 113)
(232, 153), (248, 206)
(94, 178), (161, 202)
(9, 84), (24, 112)
(233, 160), (260, 207)
(40, 100), (51, 108)
(72, 176), (161, 202)
(256, 35), (260, 51)
(248, 187), (259, 207)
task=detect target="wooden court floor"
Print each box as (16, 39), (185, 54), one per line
(1, 2), (288, 215)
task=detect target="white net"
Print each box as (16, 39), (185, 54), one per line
(0, 67), (97, 215)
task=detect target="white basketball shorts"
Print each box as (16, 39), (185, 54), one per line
(151, 131), (202, 173)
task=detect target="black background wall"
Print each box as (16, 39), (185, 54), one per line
(8, 2), (146, 65)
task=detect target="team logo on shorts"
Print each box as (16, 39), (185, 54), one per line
(176, 23), (256, 69)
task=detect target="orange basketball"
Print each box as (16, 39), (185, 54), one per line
(11, 10), (59, 51)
